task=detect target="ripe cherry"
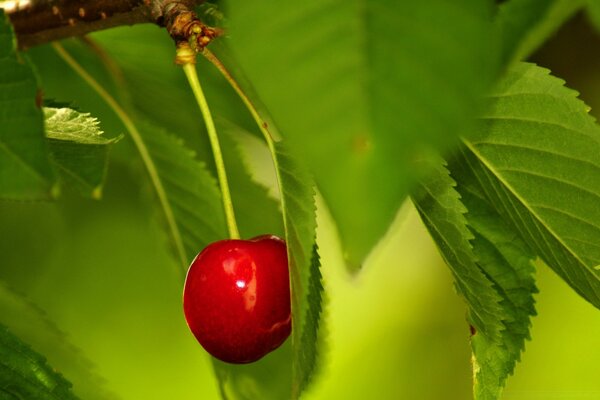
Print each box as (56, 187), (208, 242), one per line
(183, 235), (291, 364)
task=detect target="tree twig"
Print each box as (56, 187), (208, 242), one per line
(1, 0), (218, 49)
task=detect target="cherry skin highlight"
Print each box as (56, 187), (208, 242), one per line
(183, 235), (291, 364)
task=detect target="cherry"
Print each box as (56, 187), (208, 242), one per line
(183, 234), (291, 364)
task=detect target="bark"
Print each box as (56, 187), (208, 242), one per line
(1, 0), (208, 49)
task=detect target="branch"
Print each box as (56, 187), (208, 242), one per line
(2, 0), (216, 49)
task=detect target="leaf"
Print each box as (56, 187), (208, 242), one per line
(139, 120), (226, 269)
(411, 161), (504, 342)
(44, 107), (120, 199)
(218, 121), (284, 239)
(0, 10), (57, 200)
(458, 62), (600, 309)
(223, 0), (498, 266)
(91, 25), (254, 163)
(140, 118), (290, 274)
(586, 0), (600, 33)
(273, 142), (322, 397)
(495, 0), (586, 66)
(449, 158), (537, 400)
(296, 243), (324, 393)
(0, 323), (78, 400)
(44, 107), (114, 145)
(0, 282), (117, 400)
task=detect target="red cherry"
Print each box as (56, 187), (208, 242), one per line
(183, 234), (291, 364)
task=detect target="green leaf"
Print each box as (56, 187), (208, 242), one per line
(414, 159), (538, 398)
(91, 25), (254, 163)
(139, 120), (226, 269)
(273, 142), (322, 397)
(218, 121), (284, 239)
(449, 158), (537, 400)
(495, 0), (586, 66)
(459, 62), (600, 309)
(586, 0), (600, 32)
(141, 118), (288, 276)
(0, 10), (57, 200)
(44, 107), (115, 145)
(0, 282), (116, 400)
(0, 323), (78, 400)
(296, 243), (324, 393)
(44, 107), (120, 199)
(412, 161), (504, 342)
(224, 0), (498, 266)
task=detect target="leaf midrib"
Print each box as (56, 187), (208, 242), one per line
(461, 138), (600, 281)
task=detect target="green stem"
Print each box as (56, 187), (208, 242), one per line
(52, 42), (189, 279)
(181, 61), (240, 240)
(202, 49), (279, 153)
(202, 47), (302, 398)
(201, 49), (286, 241)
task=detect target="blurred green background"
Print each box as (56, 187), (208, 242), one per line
(1, 9), (600, 400)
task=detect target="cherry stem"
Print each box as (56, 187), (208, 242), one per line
(201, 49), (279, 152)
(179, 48), (241, 240)
(52, 42), (189, 279)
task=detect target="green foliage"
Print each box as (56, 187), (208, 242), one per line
(196, 47), (325, 395)
(0, 10), (57, 199)
(2, 1), (600, 399)
(224, 0), (498, 267)
(0, 282), (115, 400)
(272, 142), (321, 398)
(412, 161), (504, 341)
(587, 0), (600, 32)
(39, 32), (299, 398)
(274, 142), (322, 398)
(495, 0), (586, 66)
(297, 244), (324, 394)
(45, 107), (119, 198)
(92, 25), (254, 162)
(414, 157), (540, 399)
(425, 61), (600, 398)
(459, 62), (600, 309)
(139, 121), (226, 269)
(218, 121), (284, 239)
(0, 13), (116, 200)
(449, 158), (538, 400)
(0, 322), (78, 400)
(469, 207), (537, 399)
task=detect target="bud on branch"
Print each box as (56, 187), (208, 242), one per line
(1, 0), (216, 49)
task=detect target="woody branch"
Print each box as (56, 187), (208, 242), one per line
(1, 0), (218, 49)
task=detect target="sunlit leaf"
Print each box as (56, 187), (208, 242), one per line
(0, 10), (57, 200)
(458, 62), (600, 309)
(224, 0), (498, 267)
(44, 107), (120, 198)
